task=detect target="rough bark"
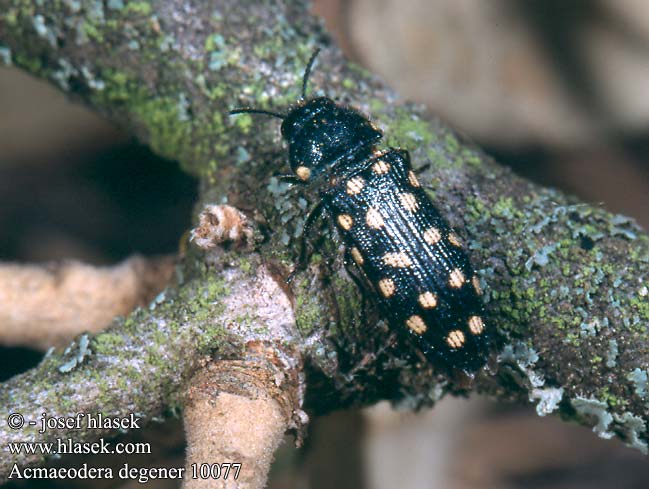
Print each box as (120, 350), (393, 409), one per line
(0, 0), (647, 482)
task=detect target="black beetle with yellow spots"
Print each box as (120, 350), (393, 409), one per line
(231, 50), (490, 375)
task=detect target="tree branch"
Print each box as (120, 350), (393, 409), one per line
(0, 251), (302, 482)
(183, 356), (301, 488)
(0, 255), (175, 350)
(0, 0), (647, 476)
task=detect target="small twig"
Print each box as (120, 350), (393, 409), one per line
(183, 355), (301, 489)
(0, 255), (175, 350)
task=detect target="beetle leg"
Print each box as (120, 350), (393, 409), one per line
(286, 198), (327, 284)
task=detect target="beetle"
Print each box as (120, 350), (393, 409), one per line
(231, 50), (490, 374)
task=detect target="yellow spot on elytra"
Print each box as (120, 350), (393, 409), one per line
(372, 160), (391, 175)
(418, 291), (438, 309)
(408, 170), (420, 188)
(468, 315), (485, 335)
(449, 268), (465, 288)
(472, 275), (482, 295)
(346, 176), (365, 195)
(366, 207), (385, 229)
(447, 330), (465, 348)
(351, 247), (364, 265)
(423, 227), (442, 245)
(448, 232), (462, 247)
(400, 192), (419, 212)
(337, 214), (354, 231)
(382, 252), (412, 268)
(378, 278), (395, 298)
(406, 315), (427, 334)
(296, 166), (311, 181)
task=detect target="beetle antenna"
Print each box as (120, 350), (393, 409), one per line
(301, 48), (321, 100)
(229, 108), (286, 119)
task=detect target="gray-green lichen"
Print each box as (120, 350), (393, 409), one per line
(531, 387), (564, 416)
(0, 45), (12, 64)
(58, 333), (92, 373)
(614, 412), (648, 454)
(606, 339), (619, 368)
(572, 397), (615, 439)
(628, 368), (648, 399)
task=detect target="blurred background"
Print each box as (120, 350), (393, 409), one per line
(1, 0), (648, 487)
